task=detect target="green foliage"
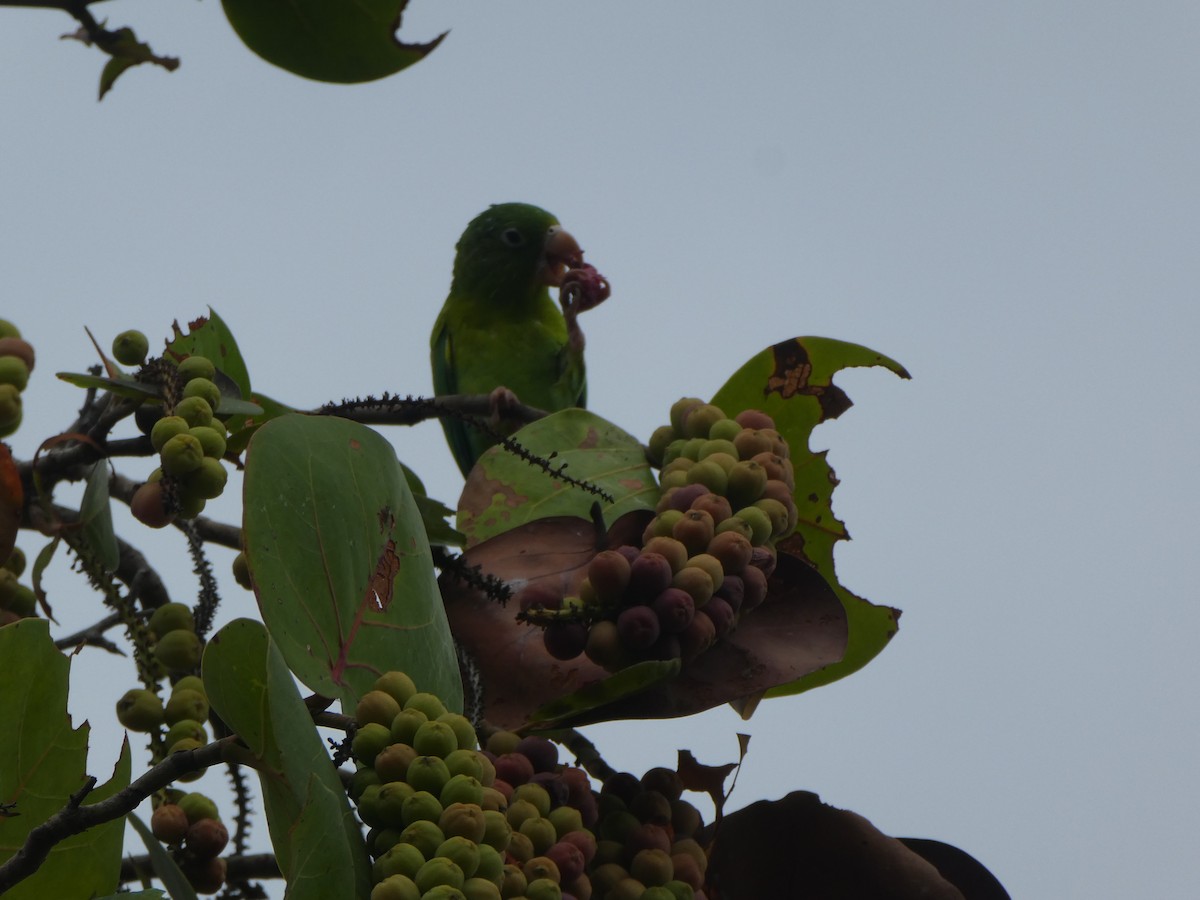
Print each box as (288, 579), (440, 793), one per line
(221, 0), (445, 84)
(712, 337), (910, 697)
(241, 414), (462, 711)
(457, 409), (659, 548)
(203, 618), (372, 898)
(0, 620), (131, 898)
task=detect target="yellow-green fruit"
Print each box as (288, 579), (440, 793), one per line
(404, 692), (448, 721)
(682, 404), (725, 439)
(671, 565), (714, 608)
(0, 384), (22, 435)
(165, 687), (209, 724)
(178, 791), (219, 824)
(439, 774), (484, 808)
(726, 460), (769, 510)
(646, 425), (677, 469)
(182, 377), (222, 412)
(462, 877), (502, 900)
(684, 460), (727, 495)
(232, 552), (252, 589)
(183, 457), (228, 500)
(4, 583), (36, 617)
(707, 417), (742, 442)
(371, 874), (421, 900)
(374, 842), (425, 881)
(3, 546), (25, 577)
(160, 433), (205, 476)
(352, 722), (391, 766)
(684, 554), (724, 589)
(399, 819), (445, 859)
(481, 809), (512, 851)
(172, 675), (205, 695)
(374, 744), (418, 783)
(115, 688), (164, 731)
(0, 320), (19, 339)
(165, 718), (208, 746)
(415, 857), (466, 893)
(167, 738), (205, 779)
(356, 690), (403, 728)
(631, 848), (674, 886)
(174, 396), (213, 428)
(112, 330), (149, 366)
(500, 864), (528, 898)
(753, 498), (791, 537)
(526, 877), (563, 900)
(156, 629), (203, 674)
(176, 490), (207, 520)
(661, 439), (688, 466)
(733, 505), (774, 546)
(407, 756), (452, 796)
(437, 835), (482, 878)
(436, 714), (477, 752)
(484, 730), (521, 756)
(148, 602), (195, 639)
(413, 720), (459, 758)
(0, 356), (29, 391)
(151, 415), (191, 452)
(188, 426), (227, 460)
(374, 670), (417, 708)
(177, 355), (216, 383)
(390, 708), (428, 746)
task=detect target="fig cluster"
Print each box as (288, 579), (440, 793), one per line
(0, 318), (35, 439)
(351, 671), (599, 900)
(0, 546), (36, 626)
(521, 402), (795, 671)
(150, 791), (228, 894)
(126, 342), (230, 528)
(590, 768), (709, 900)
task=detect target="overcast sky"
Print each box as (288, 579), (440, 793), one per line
(3, 3), (1198, 897)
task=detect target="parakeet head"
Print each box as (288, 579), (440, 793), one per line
(450, 203), (584, 302)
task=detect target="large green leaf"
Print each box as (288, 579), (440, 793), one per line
(711, 336), (910, 697)
(203, 618), (371, 899)
(221, 0), (445, 84)
(458, 409), (659, 548)
(0, 619), (131, 899)
(242, 414), (461, 711)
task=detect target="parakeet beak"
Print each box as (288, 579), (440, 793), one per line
(538, 227), (584, 287)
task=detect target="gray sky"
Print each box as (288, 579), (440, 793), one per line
(4, 2), (1199, 897)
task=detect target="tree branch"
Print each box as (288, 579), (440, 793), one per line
(0, 736), (239, 894)
(120, 852), (281, 885)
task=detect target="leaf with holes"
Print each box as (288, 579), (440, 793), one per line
(242, 414), (460, 711)
(712, 336), (910, 698)
(458, 408), (659, 549)
(0, 619), (130, 899)
(166, 309), (251, 398)
(222, 0), (445, 84)
(203, 618), (371, 899)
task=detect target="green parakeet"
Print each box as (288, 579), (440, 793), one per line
(431, 203), (607, 476)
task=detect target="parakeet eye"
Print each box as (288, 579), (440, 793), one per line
(500, 228), (524, 247)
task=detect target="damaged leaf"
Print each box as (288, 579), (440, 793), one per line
(458, 408), (658, 549)
(221, 0), (446, 84)
(712, 336), (909, 698)
(242, 414), (461, 712)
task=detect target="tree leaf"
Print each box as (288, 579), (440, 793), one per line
(80, 461), (119, 573)
(242, 414), (461, 711)
(55, 372), (162, 400)
(221, 0), (445, 84)
(224, 391), (292, 456)
(0, 619), (130, 899)
(203, 618), (371, 900)
(711, 336), (909, 697)
(897, 838), (1012, 900)
(126, 811), (197, 900)
(706, 791), (968, 900)
(442, 513), (848, 729)
(166, 309), (251, 398)
(458, 409), (659, 549)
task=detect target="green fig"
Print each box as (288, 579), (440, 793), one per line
(115, 688), (164, 732)
(111, 330), (149, 366)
